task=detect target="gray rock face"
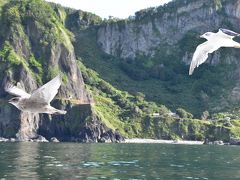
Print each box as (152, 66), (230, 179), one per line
(0, 30), (92, 141)
(50, 137), (60, 142)
(0, 0), (123, 142)
(230, 137), (240, 145)
(32, 135), (49, 142)
(97, 0), (240, 62)
(96, 0), (240, 112)
(0, 66), (39, 140)
(38, 104), (124, 142)
(0, 137), (8, 142)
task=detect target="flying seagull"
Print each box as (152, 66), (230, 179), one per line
(189, 28), (240, 75)
(5, 75), (66, 115)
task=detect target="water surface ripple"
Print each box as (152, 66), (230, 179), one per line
(0, 143), (240, 179)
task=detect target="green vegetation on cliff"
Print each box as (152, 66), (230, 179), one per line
(67, 0), (240, 140)
(78, 59), (240, 141)
(0, 0), (75, 83)
(72, 26), (236, 117)
(0, 0), (240, 142)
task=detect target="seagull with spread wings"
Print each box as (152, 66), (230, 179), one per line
(5, 75), (66, 115)
(189, 28), (240, 75)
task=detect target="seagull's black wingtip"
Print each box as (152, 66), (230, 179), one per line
(220, 28), (240, 37)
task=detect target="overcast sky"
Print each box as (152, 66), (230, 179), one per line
(45, 0), (172, 19)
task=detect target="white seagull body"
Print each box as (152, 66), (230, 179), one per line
(5, 75), (66, 115)
(189, 28), (240, 75)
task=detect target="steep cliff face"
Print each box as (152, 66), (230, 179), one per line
(46, 0), (240, 141)
(97, 0), (240, 61)
(71, 0), (239, 115)
(1, 0), (240, 142)
(0, 0), (122, 142)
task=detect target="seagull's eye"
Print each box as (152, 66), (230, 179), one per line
(205, 32), (212, 36)
(12, 98), (18, 102)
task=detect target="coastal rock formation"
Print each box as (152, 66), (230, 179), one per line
(0, 0), (240, 143)
(0, 0), (123, 142)
(97, 0), (240, 62)
(92, 0), (240, 114)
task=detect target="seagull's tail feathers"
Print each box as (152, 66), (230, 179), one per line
(48, 106), (67, 115)
(54, 109), (67, 115)
(233, 42), (240, 48)
(234, 44), (240, 48)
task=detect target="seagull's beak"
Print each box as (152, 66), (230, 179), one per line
(8, 100), (12, 104)
(8, 98), (15, 104)
(200, 35), (204, 38)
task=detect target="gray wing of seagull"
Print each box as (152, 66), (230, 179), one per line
(189, 41), (220, 75)
(219, 28), (240, 37)
(29, 75), (61, 104)
(5, 84), (31, 98)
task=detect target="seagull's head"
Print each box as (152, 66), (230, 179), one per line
(200, 32), (214, 40)
(8, 97), (20, 106)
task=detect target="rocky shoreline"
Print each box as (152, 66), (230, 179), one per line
(124, 138), (240, 145)
(124, 138), (204, 145)
(0, 128), (124, 143)
(0, 136), (58, 143)
(2, 137), (240, 145)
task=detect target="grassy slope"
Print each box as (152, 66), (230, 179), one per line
(73, 28), (236, 117)
(1, 0), (240, 141)
(78, 59), (240, 141)
(68, 0), (240, 140)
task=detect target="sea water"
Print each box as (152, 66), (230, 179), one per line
(0, 142), (240, 179)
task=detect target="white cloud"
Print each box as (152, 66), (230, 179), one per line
(45, 0), (172, 19)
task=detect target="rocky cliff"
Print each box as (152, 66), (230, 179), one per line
(64, 0), (240, 142)
(1, 0), (240, 143)
(97, 0), (240, 61)
(0, 0), (122, 142)
(78, 0), (240, 114)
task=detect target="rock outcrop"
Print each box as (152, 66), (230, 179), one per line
(0, 0), (239, 143)
(94, 0), (240, 113)
(0, 0), (124, 142)
(97, 0), (240, 62)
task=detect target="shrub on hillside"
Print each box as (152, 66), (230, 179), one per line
(176, 108), (193, 119)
